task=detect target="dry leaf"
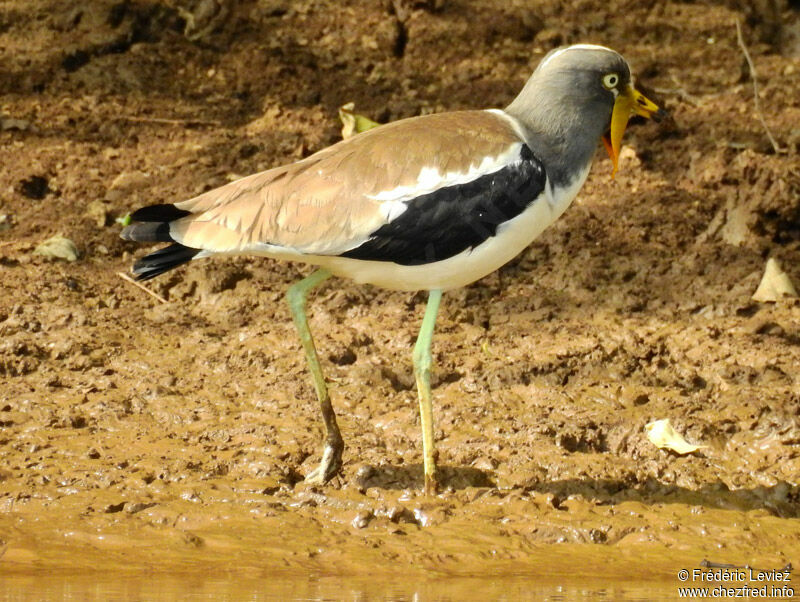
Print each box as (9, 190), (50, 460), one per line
(34, 234), (79, 262)
(339, 102), (381, 140)
(645, 418), (705, 455)
(752, 257), (798, 302)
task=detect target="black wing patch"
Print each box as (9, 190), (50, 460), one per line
(341, 145), (546, 266)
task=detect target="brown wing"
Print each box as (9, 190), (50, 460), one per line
(169, 110), (525, 255)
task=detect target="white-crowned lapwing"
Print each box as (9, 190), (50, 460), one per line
(122, 44), (663, 495)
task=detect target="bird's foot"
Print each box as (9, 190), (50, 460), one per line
(305, 439), (344, 485)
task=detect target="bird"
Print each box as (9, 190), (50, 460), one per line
(122, 44), (663, 496)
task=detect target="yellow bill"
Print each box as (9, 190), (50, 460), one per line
(602, 84), (662, 177)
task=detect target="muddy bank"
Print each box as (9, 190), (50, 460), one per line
(1, 0), (800, 583)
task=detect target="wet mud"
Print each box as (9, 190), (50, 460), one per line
(2, 0), (800, 587)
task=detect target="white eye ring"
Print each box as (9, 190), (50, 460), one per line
(602, 73), (619, 89)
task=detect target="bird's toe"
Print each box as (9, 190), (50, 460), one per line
(305, 441), (344, 484)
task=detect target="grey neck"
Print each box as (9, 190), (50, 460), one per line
(505, 88), (605, 189)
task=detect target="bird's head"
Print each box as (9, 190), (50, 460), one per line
(508, 44), (664, 178)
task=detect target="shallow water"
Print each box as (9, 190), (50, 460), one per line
(0, 573), (696, 602)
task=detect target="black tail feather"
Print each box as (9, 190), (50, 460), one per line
(131, 204), (191, 222)
(132, 243), (201, 281)
(120, 221), (174, 242)
(124, 203), (202, 280)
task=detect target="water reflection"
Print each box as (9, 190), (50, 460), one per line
(0, 573), (686, 601)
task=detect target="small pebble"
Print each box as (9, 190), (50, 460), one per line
(351, 509), (373, 529)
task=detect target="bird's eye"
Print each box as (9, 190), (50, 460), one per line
(602, 73), (619, 89)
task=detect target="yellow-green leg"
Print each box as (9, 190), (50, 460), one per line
(412, 289), (442, 496)
(286, 268), (343, 484)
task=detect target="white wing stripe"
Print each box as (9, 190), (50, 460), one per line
(368, 142), (524, 203)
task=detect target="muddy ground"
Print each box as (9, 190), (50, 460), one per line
(1, 0), (800, 590)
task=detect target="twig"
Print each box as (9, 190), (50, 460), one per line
(117, 271), (169, 304)
(669, 74), (702, 105)
(653, 85), (701, 107)
(116, 115), (220, 127)
(735, 20), (781, 153)
(0, 240), (33, 249)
